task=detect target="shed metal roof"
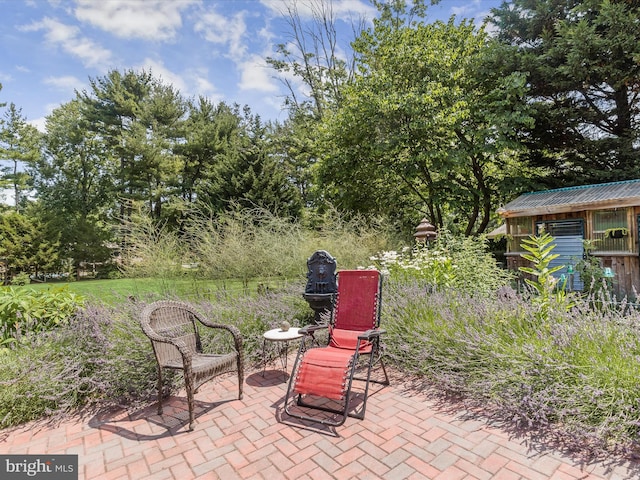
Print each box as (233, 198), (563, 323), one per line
(497, 179), (640, 218)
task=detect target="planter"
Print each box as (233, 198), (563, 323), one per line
(605, 227), (628, 239)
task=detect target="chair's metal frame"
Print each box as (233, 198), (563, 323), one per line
(139, 300), (244, 430)
(284, 271), (390, 426)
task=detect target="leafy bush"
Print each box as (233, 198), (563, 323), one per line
(370, 230), (513, 296)
(10, 272), (31, 286)
(574, 239), (614, 295)
(0, 287), (85, 348)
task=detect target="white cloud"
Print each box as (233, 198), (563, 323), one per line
(140, 58), (188, 93)
(138, 59), (223, 104)
(21, 17), (113, 70)
(260, 0), (376, 22)
(189, 69), (219, 99)
(194, 75), (215, 94)
(180, 66), (224, 103)
(30, 116), (47, 133)
(194, 7), (247, 59)
(73, 0), (197, 41)
(43, 75), (84, 91)
(193, 5), (281, 95)
(238, 54), (279, 92)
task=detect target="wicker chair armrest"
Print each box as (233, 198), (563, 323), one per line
(140, 324), (186, 347)
(197, 320), (244, 352)
(145, 332), (192, 358)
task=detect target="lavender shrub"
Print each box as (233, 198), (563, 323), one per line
(0, 284), (311, 428)
(382, 280), (640, 458)
(183, 284), (311, 366)
(0, 300), (159, 427)
(4, 276), (640, 459)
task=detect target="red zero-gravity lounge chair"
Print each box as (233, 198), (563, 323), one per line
(284, 269), (389, 426)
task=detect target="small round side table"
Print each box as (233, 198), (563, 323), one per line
(262, 327), (303, 380)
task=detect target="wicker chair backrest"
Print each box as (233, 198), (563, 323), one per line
(146, 303), (201, 366)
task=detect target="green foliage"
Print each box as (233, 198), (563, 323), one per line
(197, 111), (303, 219)
(318, 17), (534, 235)
(0, 103), (42, 212)
(0, 287), (85, 348)
(370, 231), (513, 296)
(10, 272), (30, 286)
(574, 239), (613, 295)
(36, 100), (114, 271)
(519, 233), (576, 320)
(121, 206), (395, 283)
(176, 97), (238, 205)
(492, 0), (640, 185)
(0, 208), (60, 282)
(79, 69), (187, 229)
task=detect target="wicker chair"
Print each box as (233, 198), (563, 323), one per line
(139, 300), (244, 430)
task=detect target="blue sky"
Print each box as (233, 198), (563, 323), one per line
(0, 0), (501, 131)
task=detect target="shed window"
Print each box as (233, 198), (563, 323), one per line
(507, 217), (533, 252)
(536, 220), (583, 237)
(592, 209), (630, 252)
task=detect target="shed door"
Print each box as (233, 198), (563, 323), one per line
(536, 220), (584, 291)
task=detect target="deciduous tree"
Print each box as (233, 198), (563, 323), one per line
(35, 100), (114, 275)
(318, 16), (533, 234)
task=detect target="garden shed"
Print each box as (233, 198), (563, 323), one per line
(497, 179), (640, 296)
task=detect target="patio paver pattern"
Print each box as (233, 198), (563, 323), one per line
(1, 366), (637, 479)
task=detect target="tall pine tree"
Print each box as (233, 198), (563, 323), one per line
(491, 0), (640, 185)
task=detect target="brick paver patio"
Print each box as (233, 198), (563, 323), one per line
(1, 365), (638, 479)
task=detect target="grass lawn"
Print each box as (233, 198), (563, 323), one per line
(21, 276), (295, 304)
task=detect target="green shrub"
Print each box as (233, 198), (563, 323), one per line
(10, 272), (31, 286)
(0, 287), (85, 348)
(574, 239), (614, 295)
(370, 230), (513, 296)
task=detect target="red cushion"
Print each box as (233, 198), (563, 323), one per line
(329, 328), (372, 353)
(293, 348), (354, 400)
